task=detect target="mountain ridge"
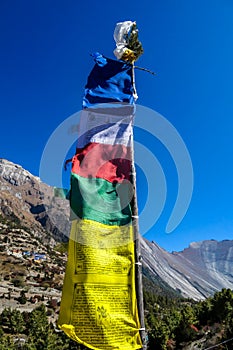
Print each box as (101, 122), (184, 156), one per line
(0, 158), (233, 300)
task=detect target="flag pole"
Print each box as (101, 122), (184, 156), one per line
(131, 62), (147, 349)
(131, 143), (147, 350)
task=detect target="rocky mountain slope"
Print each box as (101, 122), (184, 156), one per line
(141, 238), (233, 300)
(0, 158), (70, 245)
(0, 214), (66, 322)
(0, 158), (233, 301)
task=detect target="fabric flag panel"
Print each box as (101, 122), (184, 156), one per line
(58, 54), (142, 350)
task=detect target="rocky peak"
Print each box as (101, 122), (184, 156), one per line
(0, 158), (70, 243)
(142, 236), (233, 300)
(0, 159), (40, 187)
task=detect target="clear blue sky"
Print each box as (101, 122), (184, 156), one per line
(1, 0), (233, 252)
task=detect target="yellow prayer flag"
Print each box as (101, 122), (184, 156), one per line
(58, 219), (142, 350)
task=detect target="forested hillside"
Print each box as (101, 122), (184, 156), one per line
(0, 288), (233, 349)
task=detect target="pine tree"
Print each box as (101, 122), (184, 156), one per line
(27, 304), (49, 349)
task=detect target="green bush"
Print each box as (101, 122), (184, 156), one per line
(11, 277), (25, 288)
(11, 276), (25, 288)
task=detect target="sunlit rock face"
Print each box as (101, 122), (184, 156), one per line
(141, 238), (233, 300)
(0, 158), (70, 244)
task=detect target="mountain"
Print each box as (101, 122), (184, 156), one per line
(141, 238), (233, 300)
(0, 158), (70, 245)
(1, 158), (233, 301)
